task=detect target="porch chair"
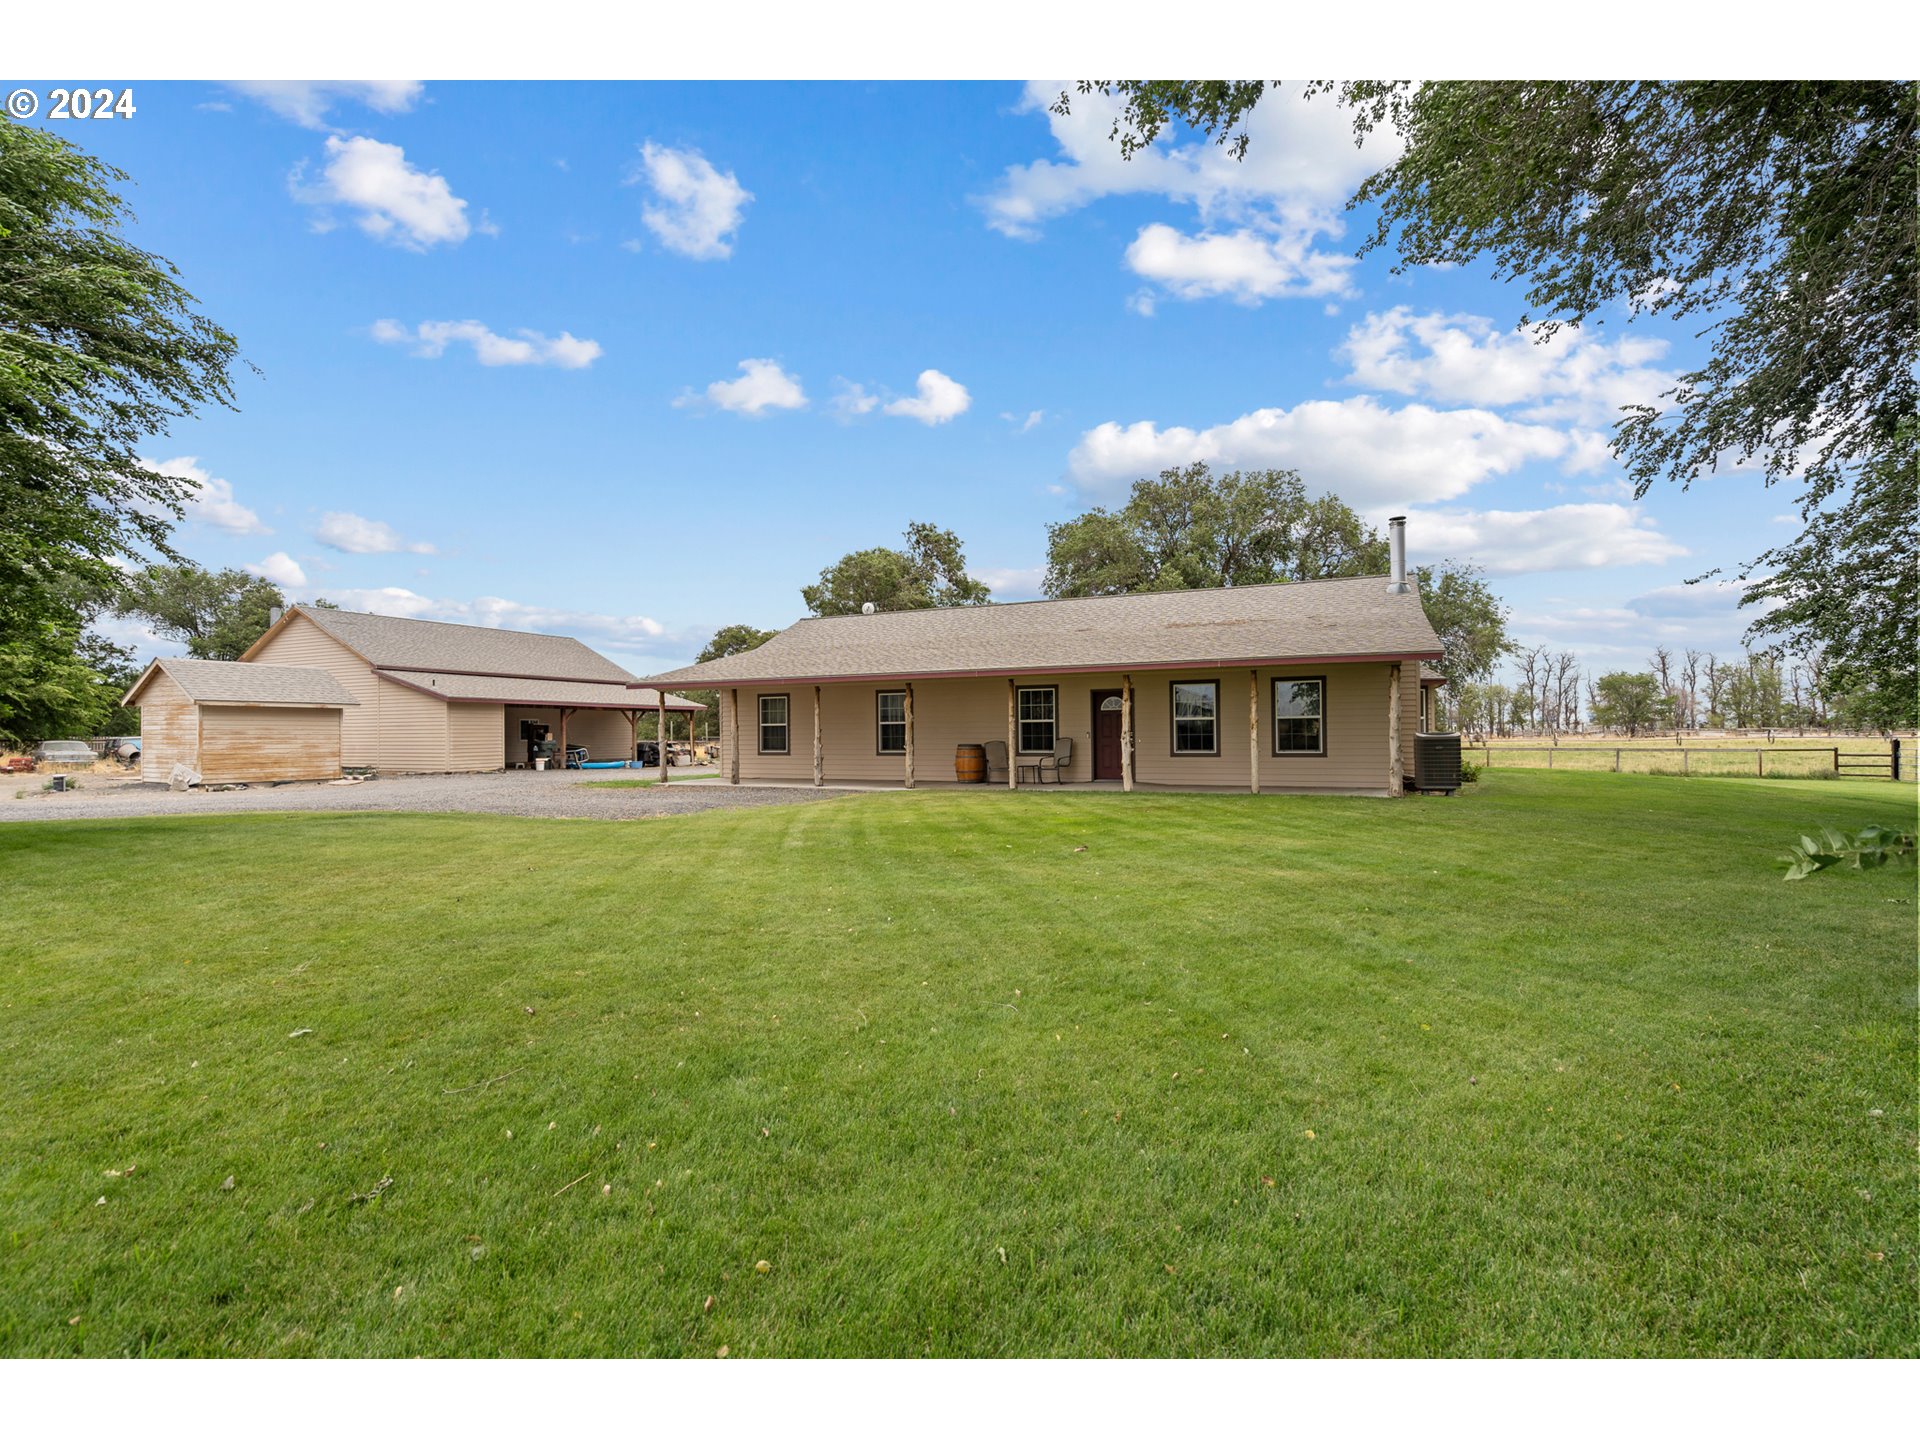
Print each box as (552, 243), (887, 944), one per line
(982, 740), (1009, 784)
(1035, 737), (1073, 784)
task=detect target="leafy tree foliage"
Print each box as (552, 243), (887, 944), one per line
(0, 118), (243, 621)
(1411, 562), (1512, 690)
(117, 564), (283, 661)
(802, 522), (990, 616)
(698, 624), (777, 663)
(1742, 420), (1917, 730)
(1589, 672), (1671, 736)
(1044, 464), (1387, 596)
(1056, 81), (1916, 712)
(1, 120), (242, 744)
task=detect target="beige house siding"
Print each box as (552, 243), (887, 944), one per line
(725, 661), (1409, 793)
(448, 703), (507, 771)
(197, 705), (342, 783)
(372, 677), (449, 772)
(250, 613), (383, 767)
(136, 669), (199, 782)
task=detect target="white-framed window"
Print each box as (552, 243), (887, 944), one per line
(758, 694), (790, 754)
(877, 690), (907, 754)
(1016, 686), (1057, 754)
(1170, 680), (1220, 755)
(1272, 676), (1326, 756)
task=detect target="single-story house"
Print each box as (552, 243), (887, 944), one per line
(122, 656), (361, 784)
(640, 526), (1448, 796)
(237, 605), (703, 773)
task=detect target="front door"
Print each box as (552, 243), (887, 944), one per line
(1092, 690), (1124, 780)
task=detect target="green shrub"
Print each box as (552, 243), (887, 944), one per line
(1781, 824), (1916, 880)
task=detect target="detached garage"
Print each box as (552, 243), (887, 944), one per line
(123, 657), (359, 784)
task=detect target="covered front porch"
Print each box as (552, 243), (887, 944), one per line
(712, 664), (1423, 797)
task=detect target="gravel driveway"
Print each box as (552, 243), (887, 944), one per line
(0, 768), (853, 823)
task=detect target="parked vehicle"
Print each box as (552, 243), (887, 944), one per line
(32, 740), (97, 767)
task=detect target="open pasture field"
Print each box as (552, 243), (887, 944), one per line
(0, 773), (1913, 1356)
(1468, 734), (1909, 780)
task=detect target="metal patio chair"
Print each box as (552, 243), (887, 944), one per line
(1035, 737), (1073, 784)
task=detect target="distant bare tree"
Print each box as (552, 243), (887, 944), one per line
(1704, 653), (1729, 726)
(1516, 646), (1547, 733)
(1552, 652), (1583, 734)
(1649, 647), (1675, 734)
(1680, 649), (1705, 729)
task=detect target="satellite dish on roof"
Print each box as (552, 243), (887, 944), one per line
(861, 602), (876, 615)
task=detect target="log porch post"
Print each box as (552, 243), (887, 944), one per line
(729, 688), (740, 785)
(812, 685), (823, 787)
(1248, 670), (1260, 795)
(1387, 663), (1404, 797)
(1121, 673), (1133, 793)
(627, 709), (639, 769)
(658, 696), (669, 783)
(558, 707), (574, 769)
(1006, 678), (1017, 789)
(903, 682), (915, 789)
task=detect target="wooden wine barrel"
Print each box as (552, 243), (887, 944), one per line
(954, 743), (987, 784)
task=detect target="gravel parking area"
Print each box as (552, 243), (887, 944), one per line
(0, 768), (853, 823)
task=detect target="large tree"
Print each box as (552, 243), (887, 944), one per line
(698, 624), (776, 663)
(1, 119), (244, 743)
(1411, 561), (1512, 691)
(117, 563), (283, 661)
(1044, 464), (1388, 596)
(1056, 81), (1916, 717)
(1589, 672), (1670, 737)
(0, 118), (243, 618)
(802, 522), (990, 616)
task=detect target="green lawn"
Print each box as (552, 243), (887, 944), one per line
(1, 773), (1913, 1356)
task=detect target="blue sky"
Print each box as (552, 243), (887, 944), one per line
(52, 79), (1791, 677)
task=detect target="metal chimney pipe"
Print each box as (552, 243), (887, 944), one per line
(1386, 516), (1410, 594)
(268, 605), (284, 626)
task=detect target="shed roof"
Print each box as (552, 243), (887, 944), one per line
(125, 657), (360, 708)
(376, 670), (702, 711)
(640, 576), (1444, 687)
(280, 605), (640, 683)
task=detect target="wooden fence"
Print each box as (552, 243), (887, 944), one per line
(1467, 739), (1904, 781)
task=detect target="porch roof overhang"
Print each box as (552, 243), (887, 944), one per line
(374, 668), (703, 711)
(668, 650), (1443, 690)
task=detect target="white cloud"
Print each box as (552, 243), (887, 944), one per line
(675, 359), (807, 416)
(1067, 396), (1574, 507)
(1337, 307), (1677, 427)
(970, 565), (1046, 600)
(372, 318), (601, 369)
(882, 369), (972, 426)
(314, 512), (436, 555)
(292, 136), (471, 250)
(628, 142), (751, 260)
(981, 81), (1391, 239)
(1124, 221), (1355, 303)
(245, 551), (308, 587)
(831, 379), (881, 419)
(142, 456), (269, 536)
(1000, 409), (1045, 432)
(229, 81), (423, 129)
(982, 81), (1391, 310)
(1400, 504), (1688, 575)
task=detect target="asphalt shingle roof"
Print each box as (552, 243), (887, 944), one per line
(376, 670), (702, 711)
(641, 576), (1444, 687)
(143, 658), (360, 706)
(294, 605), (638, 682)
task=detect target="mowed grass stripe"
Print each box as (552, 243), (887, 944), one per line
(0, 772), (1912, 1356)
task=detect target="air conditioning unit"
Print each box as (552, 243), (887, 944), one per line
(1414, 732), (1462, 794)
